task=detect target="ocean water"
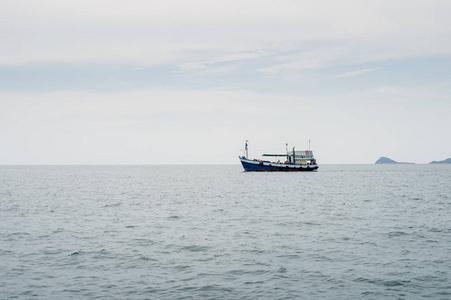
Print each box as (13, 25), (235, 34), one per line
(0, 164), (450, 299)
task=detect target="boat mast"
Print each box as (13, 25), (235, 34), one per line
(286, 143), (288, 162)
(245, 140), (248, 158)
(293, 147), (296, 165)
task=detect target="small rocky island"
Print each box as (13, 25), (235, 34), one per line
(375, 157), (415, 164)
(429, 158), (451, 164)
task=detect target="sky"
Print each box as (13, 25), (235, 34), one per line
(1, 0), (451, 164)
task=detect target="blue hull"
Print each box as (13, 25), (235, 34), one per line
(240, 158), (318, 172)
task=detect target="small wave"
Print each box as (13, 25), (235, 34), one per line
(8, 232), (30, 236)
(244, 281), (264, 285)
(197, 285), (233, 292)
(53, 228), (65, 234)
(139, 255), (157, 261)
(277, 254), (300, 259)
(246, 249), (266, 254)
(174, 264), (191, 270)
(181, 245), (209, 252)
(387, 231), (408, 237)
(102, 203), (122, 208)
(354, 277), (410, 287)
(383, 280), (410, 287)
(303, 221), (320, 226)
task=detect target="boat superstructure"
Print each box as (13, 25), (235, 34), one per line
(239, 141), (318, 171)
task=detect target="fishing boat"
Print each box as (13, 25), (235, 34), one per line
(239, 141), (319, 172)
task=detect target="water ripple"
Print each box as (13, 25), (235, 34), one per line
(0, 164), (450, 299)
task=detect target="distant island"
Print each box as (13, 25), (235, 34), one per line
(429, 158), (451, 164)
(375, 157), (415, 164)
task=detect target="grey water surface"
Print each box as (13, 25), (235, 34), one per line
(0, 164), (450, 299)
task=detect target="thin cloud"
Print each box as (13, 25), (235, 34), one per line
(333, 67), (382, 77)
(180, 62), (207, 71)
(258, 60), (322, 74)
(180, 51), (267, 72)
(198, 65), (237, 75)
(2, 1), (451, 66)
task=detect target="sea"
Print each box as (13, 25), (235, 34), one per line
(0, 164), (450, 299)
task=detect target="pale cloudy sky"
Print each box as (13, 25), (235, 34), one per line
(1, 0), (451, 164)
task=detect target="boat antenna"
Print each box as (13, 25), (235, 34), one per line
(309, 139), (311, 151)
(245, 140), (248, 158)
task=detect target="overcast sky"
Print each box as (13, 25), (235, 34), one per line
(1, 0), (451, 164)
